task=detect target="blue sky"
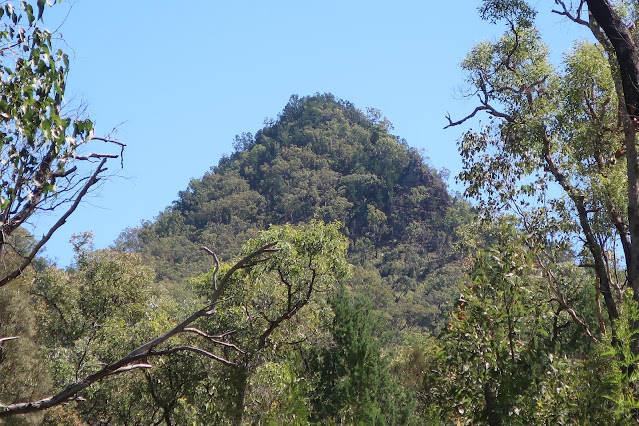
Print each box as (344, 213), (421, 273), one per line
(33, 1), (591, 266)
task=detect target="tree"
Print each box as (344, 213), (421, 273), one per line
(448, 0), (639, 342)
(442, 0), (639, 419)
(0, 230), (52, 426)
(0, 1), (123, 288)
(0, 0), (122, 419)
(422, 219), (616, 424)
(583, 0), (639, 353)
(190, 220), (349, 424)
(1, 221), (348, 421)
(306, 285), (417, 425)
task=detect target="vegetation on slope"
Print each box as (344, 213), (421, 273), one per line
(121, 93), (471, 333)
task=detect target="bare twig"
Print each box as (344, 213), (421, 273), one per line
(0, 336), (19, 345)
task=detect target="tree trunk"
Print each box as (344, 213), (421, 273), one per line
(586, 0), (639, 352)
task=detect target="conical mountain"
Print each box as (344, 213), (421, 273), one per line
(119, 94), (470, 331)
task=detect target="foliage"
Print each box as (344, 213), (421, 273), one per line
(436, 0), (639, 422)
(418, 220), (620, 424)
(190, 220), (350, 423)
(306, 285), (417, 425)
(32, 247), (157, 422)
(28, 222), (349, 423)
(0, 0), (121, 288)
(0, 0), (122, 414)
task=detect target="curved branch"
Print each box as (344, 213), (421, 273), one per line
(0, 336), (19, 345)
(0, 158), (108, 288)
(542, 132), (619, 321)
(150, 347), (235, 367)
(552, 1), (590, 27)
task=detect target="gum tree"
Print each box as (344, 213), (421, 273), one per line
(443, 0), (639, 419)
(0, 0), (122, 417)
(0, 0), (123, 288)
(448, 0), (639, 344)
(2, 221), (348, 421)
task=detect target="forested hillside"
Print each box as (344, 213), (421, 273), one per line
(120, 93), (470, 333)
(9, 1), (639, 424)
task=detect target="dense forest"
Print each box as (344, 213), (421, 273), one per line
(6, 0), (639, 424)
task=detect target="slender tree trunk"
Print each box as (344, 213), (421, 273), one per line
(483, 382), (501, 426)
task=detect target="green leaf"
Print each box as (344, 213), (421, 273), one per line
(37, 0), (45, 20)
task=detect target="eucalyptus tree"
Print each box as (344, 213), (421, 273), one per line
(0, 0), (123, 288)
(440, 0), (639, 419)
(11, 221), (348, 423)
(448, 0), (639, 344)
(0, 0), (122, 419)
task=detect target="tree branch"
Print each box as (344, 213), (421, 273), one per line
(150, 347), (236, 367)
(0, 158), (108, 288)
(182, 327), (245, 354)
(541, 132), (619, 321)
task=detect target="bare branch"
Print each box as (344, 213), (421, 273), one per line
(70, 153), (119, 161)
(182, 327), (245, 354)
(108, 363), (152, 375)
(91, 137), (127, 148)
(151, 346), (236, 367)
(445, 106), (487, 129)
(0, 336), (19, 345)
(551, 0), (590, 27)
(0, 158), (108, 288)
(50, 166), (78, 179)
(201, 246), (220, 290)
(445, 103), (514, 129)
(90, 137), (126, 166)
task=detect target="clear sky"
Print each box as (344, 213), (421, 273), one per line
(32, 1), (592, 266)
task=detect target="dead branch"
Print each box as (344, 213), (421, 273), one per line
(0, 337), (19, 345)
(551, 1), (590, 27)
(150, 346), (236, 367)
(182, 327), (245, 354)
(444, 101), (514, 129)
(108, 363), (153, 375)
(201, 246), (220, 290)
(0, 158), (108, 288)
(70, 153), (119, 161)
